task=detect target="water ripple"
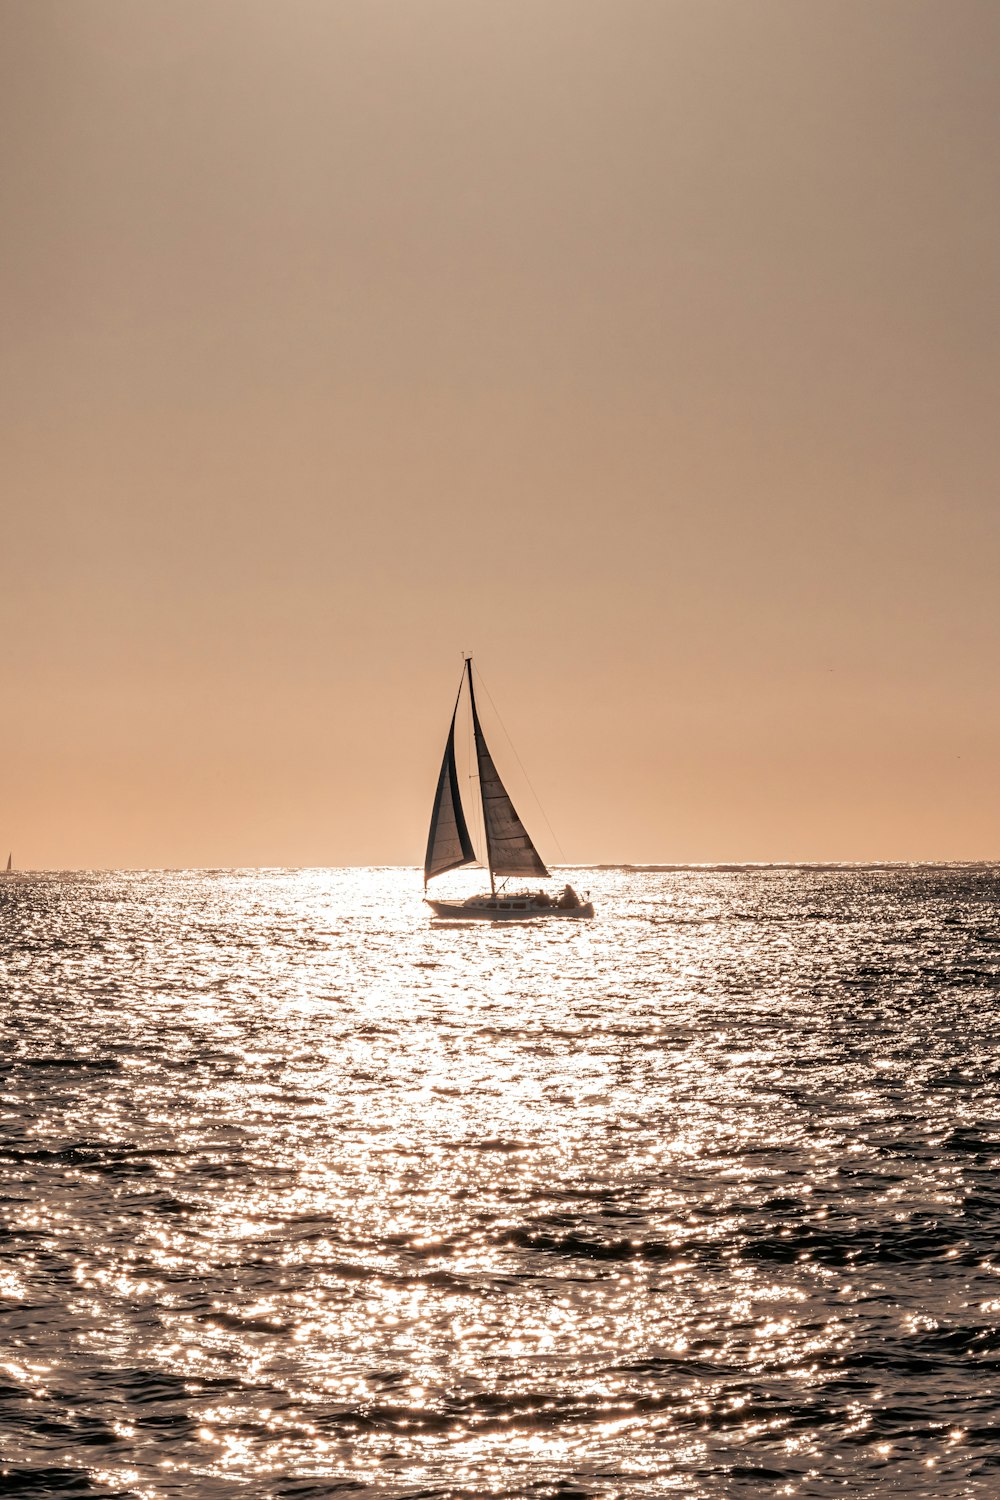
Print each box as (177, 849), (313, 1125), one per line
(2, 865), (999, 1496)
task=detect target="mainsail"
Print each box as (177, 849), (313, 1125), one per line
(424, 695), (476, 884)
(466, 661), (549, 880)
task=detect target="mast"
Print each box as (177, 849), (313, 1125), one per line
(465, 656), (495, 894)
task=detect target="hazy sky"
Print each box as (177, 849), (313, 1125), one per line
(3, 0), (999, 867)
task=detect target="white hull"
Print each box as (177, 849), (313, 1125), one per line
(426, 893), (594, 921)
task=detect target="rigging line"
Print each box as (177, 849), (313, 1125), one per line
(472, 661), (567, 865)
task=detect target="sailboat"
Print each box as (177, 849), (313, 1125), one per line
(4, 853), (10, 874)
(424, 657), (594, 920)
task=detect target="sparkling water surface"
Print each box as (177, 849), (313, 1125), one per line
(2, 866), (1000, 1498)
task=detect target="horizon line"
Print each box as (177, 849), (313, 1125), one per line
(3, 859), (999, 875)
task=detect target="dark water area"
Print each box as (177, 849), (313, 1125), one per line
(2, 865), (1000, 1497)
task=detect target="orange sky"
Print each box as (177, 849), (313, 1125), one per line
(2, 0), (999, 868)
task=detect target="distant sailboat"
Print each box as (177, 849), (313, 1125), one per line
(4, 853), (10, 874)
(424, 657), (593, 919)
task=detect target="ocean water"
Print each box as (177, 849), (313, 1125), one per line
(2, 865), (1000, 1499)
